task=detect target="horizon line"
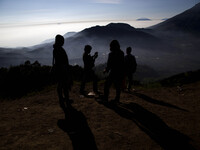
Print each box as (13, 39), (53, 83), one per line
(0, 19), (165, 28)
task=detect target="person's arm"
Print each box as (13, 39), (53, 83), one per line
(92, 52), (98, 60)
(52, 51), (55, 66)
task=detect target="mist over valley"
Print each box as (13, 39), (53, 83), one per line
(0, 3), (200, 80)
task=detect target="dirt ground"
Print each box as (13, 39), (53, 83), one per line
(0, 81), (200, 150)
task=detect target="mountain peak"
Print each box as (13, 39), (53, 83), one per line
(80, 23), (136, 37)
(106, 23), (135, 30)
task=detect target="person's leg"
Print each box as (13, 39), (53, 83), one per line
(114, 79), (122, 102)
(104, 75), (112, 101)
(63, 83), (69, 104)
(57, 82), (63, 100)
(128, 73), (133, 92)
(57, 82), (67, 113)
(92, 70), (98, 93)
(121, 76), (126, 91)
(80, 71), (87, 94)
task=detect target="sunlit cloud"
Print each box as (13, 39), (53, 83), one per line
(91, 0), (121, 4)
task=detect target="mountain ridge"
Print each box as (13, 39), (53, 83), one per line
(151, 2), (200, 35)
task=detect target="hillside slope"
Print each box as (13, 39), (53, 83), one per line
(151, 3), (200, 34)
(0, 81), (200, 149)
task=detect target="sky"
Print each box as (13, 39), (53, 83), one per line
(0, 0), (199, 47)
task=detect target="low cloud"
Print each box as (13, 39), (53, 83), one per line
(137, 18), (151, 21)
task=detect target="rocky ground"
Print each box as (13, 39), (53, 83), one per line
(0, 81), (200, 150)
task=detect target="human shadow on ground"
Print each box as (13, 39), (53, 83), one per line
(129, 92), (187, 112)
(57, 104), (98, 150)
(97, 100), (195, 150)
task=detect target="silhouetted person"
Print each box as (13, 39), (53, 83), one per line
(103, 40), (124, 103)
(80, 45), (98, 95)
(52, 34), (71, 113)
(124, 47), (137, 92)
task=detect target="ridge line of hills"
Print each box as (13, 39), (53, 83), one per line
(0, 3), (200, 80)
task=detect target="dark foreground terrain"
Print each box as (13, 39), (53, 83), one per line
(0, 81), (200, 150)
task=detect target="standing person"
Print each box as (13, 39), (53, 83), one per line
(124, 47), (137, 92)
(52, 34), (71, 113)
(103, 40), (124, 103)
(80, 45), (98, 95)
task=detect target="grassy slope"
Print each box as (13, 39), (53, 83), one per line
(0, 81), (200, 150)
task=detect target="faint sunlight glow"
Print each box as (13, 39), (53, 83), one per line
(0, 23), (84, 48)
(0, 21), (109, 47)
(0, 19), (163, 47)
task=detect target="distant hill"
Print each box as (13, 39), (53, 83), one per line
(69, 23), (162, 51)
(160, 69), (200, 86)
(63, 23), (169, 65)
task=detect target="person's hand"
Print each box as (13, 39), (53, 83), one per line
(94, 52), (98, 59)
(103, 69), (107, 74)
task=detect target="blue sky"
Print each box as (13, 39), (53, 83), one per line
(0, 0), (199, 47)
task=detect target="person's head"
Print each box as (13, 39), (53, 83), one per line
(110, 40), (120, 52)
(84, 45), (92, 54)
(126, 47), (132, 54)
(54, 34), (64, 47)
